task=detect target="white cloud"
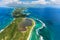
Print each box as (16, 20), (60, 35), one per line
(30, 0), (47, 4)
(0, 0), (48, 6)
(0, 0), (60, 7)
(50, 0), (60, 5)
(0, 0), (19, 6)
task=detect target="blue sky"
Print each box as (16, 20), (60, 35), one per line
(0, 0), (2, 1)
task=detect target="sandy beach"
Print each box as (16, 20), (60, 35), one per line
(27, 18), (36, 40)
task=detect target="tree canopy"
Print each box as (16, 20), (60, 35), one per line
(12, 8), (27, 18)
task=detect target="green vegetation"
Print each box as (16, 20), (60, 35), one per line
(12, 8), (27, 18)
(0, 8), (34, 40)
(0, 18), (34, 40)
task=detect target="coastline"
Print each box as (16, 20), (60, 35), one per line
(0, 8), (15, 33)
(0, 18), (15, 33)
(36, 19), (46, 36)
(0, 18), (36, 40)
(27, 18), (36, 40)
(27, 18), (46, 40)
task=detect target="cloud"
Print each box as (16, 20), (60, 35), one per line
(0, 0), (48, 6)
(50, 0), (60, 5)
(0, 0), (60, 7)
(0, 0), (19, 6)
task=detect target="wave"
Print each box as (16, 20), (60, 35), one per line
(35, 18), (52, 40)
(35, 18), (46, 36)
(35, 18), (45, 40)
(40, 35), (44, 40)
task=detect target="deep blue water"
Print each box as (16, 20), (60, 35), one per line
(27, 7), (60, 40)
(0, 7), (14, 30)
(0, 7), (60, 40)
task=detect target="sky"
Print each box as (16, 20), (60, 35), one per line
(20, 0), (37, 1)
(0, 0), (60, 7)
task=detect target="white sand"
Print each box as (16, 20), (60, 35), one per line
(27, 18), (46, 40)
(27, 18), (36, 40)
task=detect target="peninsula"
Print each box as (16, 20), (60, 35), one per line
(0, 8), (35, 40)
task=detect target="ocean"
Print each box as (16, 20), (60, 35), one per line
(0, 7), (60, 40)
(0, 7), (14, 30)
(27, 7), (60, 40)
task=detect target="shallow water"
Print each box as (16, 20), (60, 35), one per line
(26, 7), (60, 40)
(29, 18), (42, 40)
(0, 7), (60, 40)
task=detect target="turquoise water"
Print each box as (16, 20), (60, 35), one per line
(26, 7), (60, 40)
(28, 17), (51, 40)
(0, 7), (60, 40)
(29, 18), (42, 40)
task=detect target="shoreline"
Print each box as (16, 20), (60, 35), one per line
(0, 18), (15, 33)
(36, 19), (46, 36)
(0, 9), (15, 33)
(27, 18), (46, 40)
(27, 18), (36, 40)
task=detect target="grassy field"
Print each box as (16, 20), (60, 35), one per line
(0, 18), (34, 40)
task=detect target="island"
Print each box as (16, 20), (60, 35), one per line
(0, 8), (35, 40)
(0, 8), (51, 40)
